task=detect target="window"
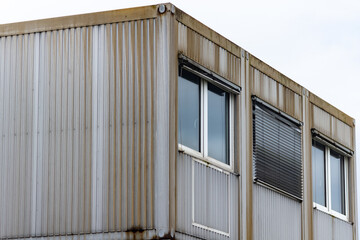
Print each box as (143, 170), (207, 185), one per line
(312, 139), (348, 220)
(178, 60), (238, 169)
(252, 97), (303, 200)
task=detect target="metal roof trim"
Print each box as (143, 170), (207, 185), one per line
(0, 4), (160, 37)
(309, 92), (354, 127)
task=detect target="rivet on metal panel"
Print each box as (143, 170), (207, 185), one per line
(171, 5), (176, 14)
(241, 50), (244, 58)
(158, 4), (166, 14)
(246, 52), (249, 60)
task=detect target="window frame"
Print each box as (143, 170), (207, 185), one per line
(312, 139), (349, 221)
(177, 63), (236, 172)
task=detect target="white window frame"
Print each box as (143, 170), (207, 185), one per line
(313, 142), (349, 222)
(178, 73), (235, 172)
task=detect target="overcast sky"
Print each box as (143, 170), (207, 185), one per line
(1, 0), (360, 227)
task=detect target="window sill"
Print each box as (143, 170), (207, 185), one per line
(178, 144), (234, 173)
(313, 203), (349, 222)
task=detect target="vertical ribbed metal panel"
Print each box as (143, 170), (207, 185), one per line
(251, 67), (302, 121)
(193, 160), (229, 233)
(0, 18), (156, 238)
(176, 152), (239, 239)
(177, 23), (241, 87)
(253, 184), (301, 240)
(312, 105), (353, 150)
(313, 209), (353, 240)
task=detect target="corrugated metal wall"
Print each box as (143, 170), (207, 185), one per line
(312, 105), (353, 150)
(193, 160), (229, 233)
(0, 19), (157, 238)
(313, 209), (353, 240)
(251, 67), (302, 121)
(178, 23), (241, 87)
(252, 184), (302, 240)
(176, 152), (239, 239)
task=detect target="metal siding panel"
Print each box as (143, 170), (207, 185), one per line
(4, 231), (157, 240)
(114, 23), (122, 231)
(84, 26), (93, 233)
(73, 27), (82, 234)
(53, 30), (62, 235)
(313, 105), (353, 149)
(40, 31), (51, 235)
(313, 105), (331, 136)
(9, 35), (17, 237)
(0, 36), (5, 238)
(193, 160), (229, 233)
(119, 21), (128, 231)
(176, 152), (239, 239)
(95, 24), (104, 232)
(313, 209), (333, 240)
(2, 36), (11, 238)
(0, 18), (156, 238)
(31, 32), (40, 236)
(108, 23), (116, 232)
(0, 36), (4, 237)
(253, 183), (301, 240)
(18, 34), (26, 237)
(251, 67), (302, 121)
(59, 29), (68, 235)
(313, 209), (353, 240)
(333, 217), (353, 240)
(65, 28), (74, 234)
(331, 116), (352, 149)
(26, 33), (35, 236)
(177, 22), (240, 86)
(120, 21), (128, 231)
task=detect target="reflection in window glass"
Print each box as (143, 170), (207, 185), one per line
(312, 141), (326, 206)
(178, 69), (201, 151)
(330, 150), (345, 214)
(207, 83), (229, 164)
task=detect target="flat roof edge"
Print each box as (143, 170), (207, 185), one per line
(309, 92), (355, 127)
(0, 4), (159, 37)
(249, 55), (303, 95)
(175, 7), (242, 58)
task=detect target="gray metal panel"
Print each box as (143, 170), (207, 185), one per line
(175, 232), (205, 240)
(312, 105), (353, 150)
(251, 67), (302, 121)
(193, 160), (229, 233)
(0, 18), (157, 238)
(177, 22), (241, 87)
(313, 209), (353, 240)
(176, 152), (239, 239)
(253, 183), (301, 240)
(2, 230), (157, 240)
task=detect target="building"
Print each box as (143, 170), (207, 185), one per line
(0, 3), (356, 240)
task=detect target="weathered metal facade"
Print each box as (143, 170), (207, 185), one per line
(0, 3), (357, 240)
(0, 12), (159, 239)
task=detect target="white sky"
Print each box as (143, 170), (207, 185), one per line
(1, 0), (360, 231)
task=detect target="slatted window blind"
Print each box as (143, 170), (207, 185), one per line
(252, 100), (303, 200)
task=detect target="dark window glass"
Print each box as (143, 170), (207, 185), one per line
(207, 83), (229, 164)
(178, 69), (201, 152)
(330, 150), (345, 214)
(312, 141), (326, 206)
